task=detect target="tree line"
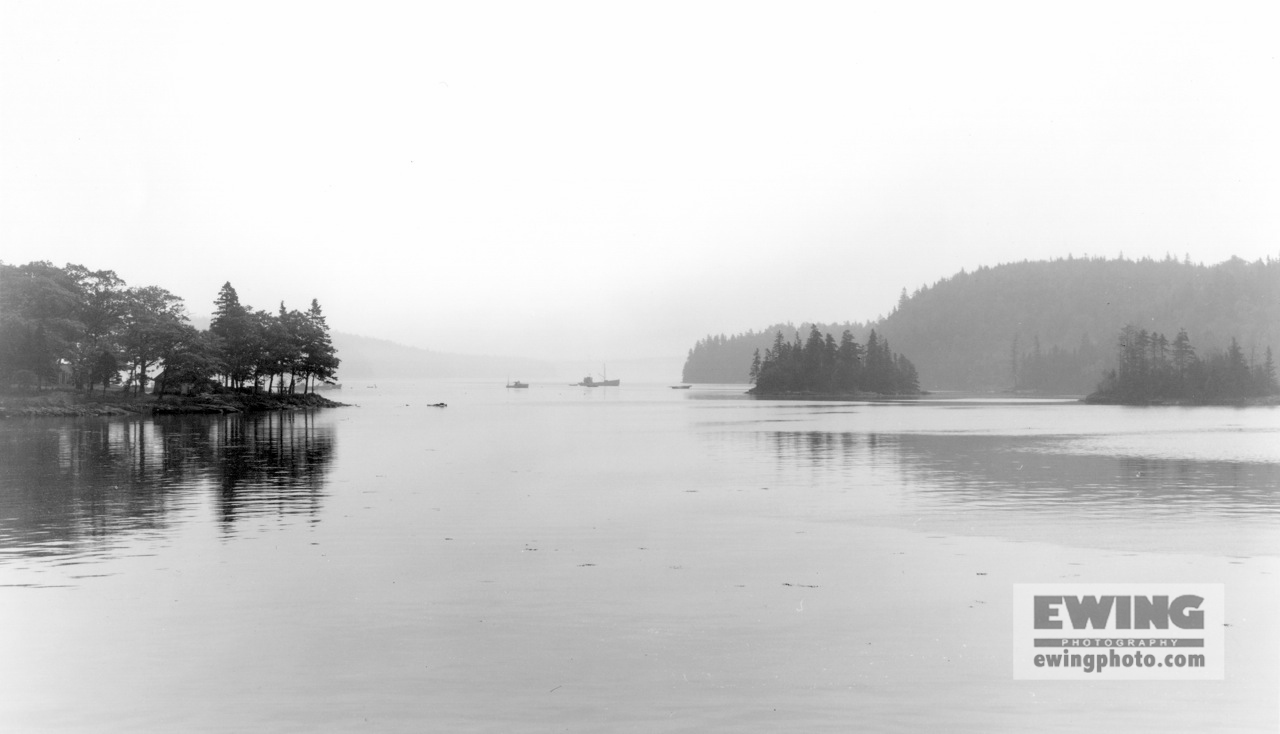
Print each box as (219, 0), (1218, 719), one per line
(1009, 334), (1105, 394)
(682, 255), (1280, 391)
(1089, 325), (1277, 403)
(0, 261), (339, 396)
(749, 326), (920, 396)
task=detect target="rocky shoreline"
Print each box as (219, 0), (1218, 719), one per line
(0, 391), (348, 418)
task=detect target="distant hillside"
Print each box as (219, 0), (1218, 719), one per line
(683, 256), (1280, 392)
(331, 332), (559, 380)
(183, 316), (564, 381)
(683, 323), (859, 384)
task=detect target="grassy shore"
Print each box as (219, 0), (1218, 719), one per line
(0, 389), (347, 418)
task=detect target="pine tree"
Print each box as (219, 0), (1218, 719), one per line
(1251, 347), (1279, 396)
(1093, 325), (1277, 403)
(300, 299), (340, 393)
(210, 283), (262, 389)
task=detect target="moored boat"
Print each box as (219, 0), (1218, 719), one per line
(575, 365), (619, 387)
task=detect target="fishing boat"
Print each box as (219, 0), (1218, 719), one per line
(596, 365), (619, 387)
(670, 384), (692, 389)
(575, 365), (619, 387)
(506, 380), (528, 389)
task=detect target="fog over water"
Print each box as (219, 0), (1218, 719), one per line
(3, 4), (1279, 730)
(2, 4), (1278, 363)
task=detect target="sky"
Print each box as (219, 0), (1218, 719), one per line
(2, 2), (1277, 365)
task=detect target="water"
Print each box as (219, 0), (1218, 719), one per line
(1, 381), (1277, 732)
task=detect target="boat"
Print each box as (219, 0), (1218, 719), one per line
(506, 380), (528, 389)
(596, 365), (620, 387)
(575, 365), (619, 387)
(670, 384), (692, 389)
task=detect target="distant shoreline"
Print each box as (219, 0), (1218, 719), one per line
(1081, 394), (1280, 407)
(0, 390), (348, 418)
(747, 390), (927, 400)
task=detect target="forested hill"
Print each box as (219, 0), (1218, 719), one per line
(682, 256), (1280, 392)
(331, 332), (558, 380)
(181, 318), (559, 381)
(683, 323), (857, 384)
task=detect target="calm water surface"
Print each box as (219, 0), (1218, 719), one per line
(1, 381), (1277, 732)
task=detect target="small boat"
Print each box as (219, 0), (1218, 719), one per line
(506, 380), (529, 389)
(670, 384), (692, 389)
(576, 364), (619, 387)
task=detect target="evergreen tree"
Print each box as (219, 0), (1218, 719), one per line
(258, 305), (303, 394)
(836, 330), (861, 391)
(210, 283), (262, 389)
(1256, 347), (1278, 395)
(682, 256), (1280, 391)
(0, 263), (341, 398)
(1092, 325), (1277, 403)
(1009, 335), (1020, 389)
(802, 326), (826, 388)
(1171, 329), (1195, 395)
(749, 327), (920, 396)
(299, 299), (340, 393)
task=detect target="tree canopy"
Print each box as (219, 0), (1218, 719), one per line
(1089, 325), (1277, 403)
(749, 326), (920, 396)
(682, 255), (1280, 391)
(1, 262), (340, 396)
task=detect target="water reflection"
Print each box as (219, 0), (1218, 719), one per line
(208, 412), (333, 527)
(758, 430), (1280, 518)
(891, 433), (1280, 518)
(0, 412), (335, 563)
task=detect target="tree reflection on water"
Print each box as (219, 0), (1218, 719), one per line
(758, 429), (1280, 516)
(0, 412), (335, 562)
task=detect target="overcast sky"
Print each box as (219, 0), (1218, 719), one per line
(2, 2), (1277, 364)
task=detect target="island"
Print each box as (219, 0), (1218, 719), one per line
(1085, 326), (1278, 406)
(682, 256), (1279, 395)
(0, 261), (344, 417)
(748, 326), (921, 398)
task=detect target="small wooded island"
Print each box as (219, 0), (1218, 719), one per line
(748, 327), (921, 397)
(1086, 325), (1278, 406)
(0, 261), (344, 417)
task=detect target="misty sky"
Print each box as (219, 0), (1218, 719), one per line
(2, 2), (1277, 364)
